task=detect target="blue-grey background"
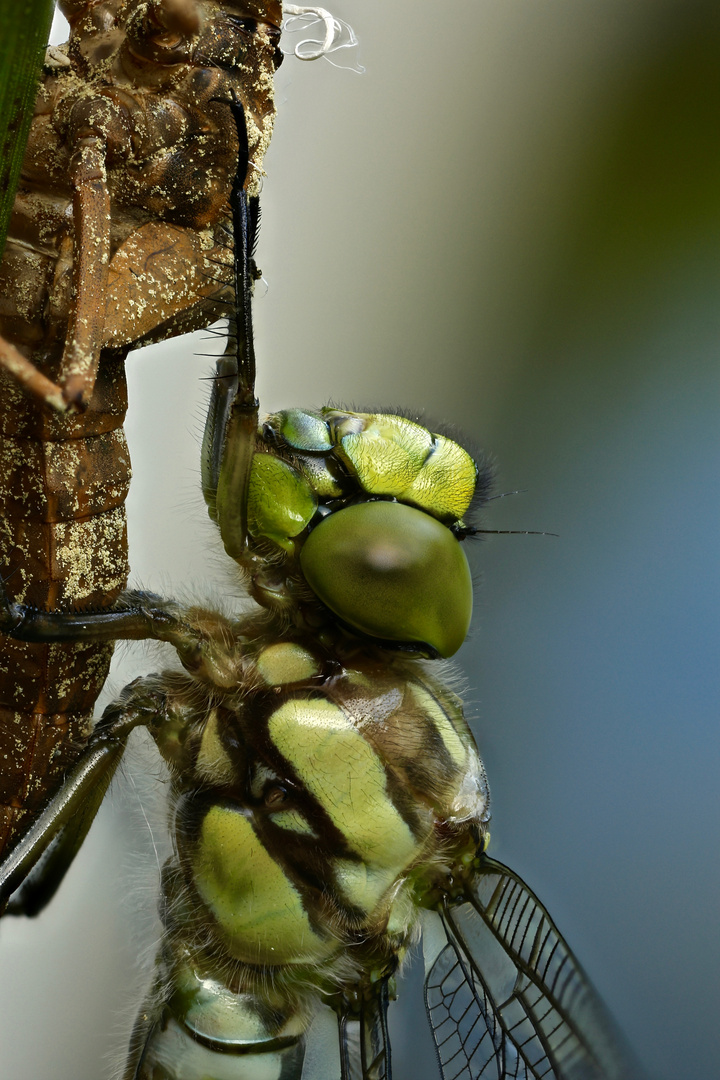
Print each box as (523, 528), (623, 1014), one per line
(0, 2), (718, 1078)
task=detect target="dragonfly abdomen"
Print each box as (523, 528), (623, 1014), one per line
(0, 357), (129, 854)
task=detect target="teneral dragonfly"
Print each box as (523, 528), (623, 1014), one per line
(0, 94), (645, 1080)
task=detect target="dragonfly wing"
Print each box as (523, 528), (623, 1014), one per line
(422, 855), (642, 1080)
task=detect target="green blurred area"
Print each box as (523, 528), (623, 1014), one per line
(506, 2), (720, 374)
(0, 0), (55, 255)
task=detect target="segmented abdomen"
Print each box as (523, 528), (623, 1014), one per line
(0, 358), (130, 853)
(0, 1), (281, 860)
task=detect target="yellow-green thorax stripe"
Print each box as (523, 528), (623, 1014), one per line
(268, 698), (423, 909)
(191, 806), (334, 965)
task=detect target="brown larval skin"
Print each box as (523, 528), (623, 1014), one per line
(0, 0), (283, 858)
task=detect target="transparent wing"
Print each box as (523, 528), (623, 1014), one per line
(423, 855), (643, 1080)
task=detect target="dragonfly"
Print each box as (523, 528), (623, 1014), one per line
(0, 96), (643, 1080)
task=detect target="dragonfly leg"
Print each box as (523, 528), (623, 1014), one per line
(0, 333), (68, 411)
(0, 128), (111, 411)
(0, 582), (241, 689)
(0, 680), (163, 914)
(0, 581), (198, 649)
(334, 975), (393, 1080)
(201, 96), (260, 562)
(58, 131), (111, 407)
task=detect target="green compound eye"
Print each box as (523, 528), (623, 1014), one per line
(300, 502), (473, 657)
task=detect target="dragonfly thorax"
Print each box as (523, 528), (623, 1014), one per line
(151, 631), (489, 978)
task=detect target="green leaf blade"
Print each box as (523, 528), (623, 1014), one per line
(0, 0), (56, 257)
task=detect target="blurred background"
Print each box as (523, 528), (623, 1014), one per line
(1, 2), (718, 1078)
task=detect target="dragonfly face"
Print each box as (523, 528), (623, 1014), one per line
(211, 405), (490, 658)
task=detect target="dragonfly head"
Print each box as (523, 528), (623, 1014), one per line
(237, 408), (492, 658)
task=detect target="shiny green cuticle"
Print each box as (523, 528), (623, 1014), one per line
(247, 453), (317, 548)
(275, 409), (333, 451)
(325, 411), (478, 522)
(300, 501), (473, 657)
